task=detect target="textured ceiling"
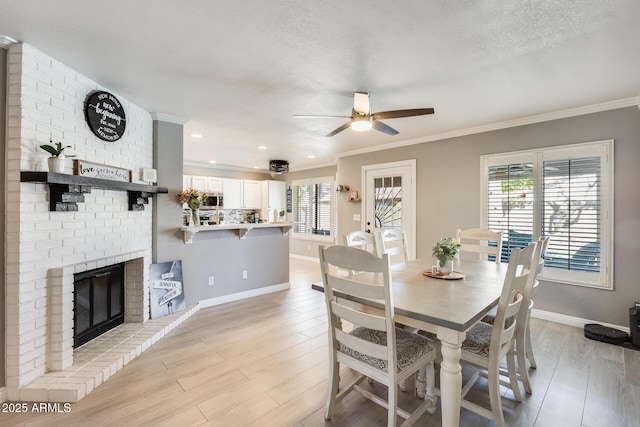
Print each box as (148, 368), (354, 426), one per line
(1, 0), (639, 171)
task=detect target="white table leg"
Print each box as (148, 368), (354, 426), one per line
(438, 329), (465, 427)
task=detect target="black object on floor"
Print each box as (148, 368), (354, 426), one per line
(584, 323), (630, 346)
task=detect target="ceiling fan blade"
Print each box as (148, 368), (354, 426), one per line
(326, 122), (352, 137)
(293, 115), (352, 119)
(372, 108), (435, 120)
(353, 92), (370, 114)
(372, 120), (398, 136)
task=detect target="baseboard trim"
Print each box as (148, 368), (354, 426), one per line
(199, 282), (291, 309)
(289, 254), (319, 263)
(531, 308), (630, 334)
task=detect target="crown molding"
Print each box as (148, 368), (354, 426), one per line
(0, 34), (18, 49)
(151, 112), (189, 125)
(336, 97), (640, 159)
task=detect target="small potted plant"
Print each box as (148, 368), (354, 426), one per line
(432, 237), (461, 274)
(40, 139), (75, 173)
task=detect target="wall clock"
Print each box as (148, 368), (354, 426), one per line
(84, 91), (127, 141)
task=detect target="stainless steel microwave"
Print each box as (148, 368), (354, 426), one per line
(204, 194), (223, 207)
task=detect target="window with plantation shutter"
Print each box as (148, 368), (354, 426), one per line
(482, 140), (613, 289)
(292, 177), (334, 241)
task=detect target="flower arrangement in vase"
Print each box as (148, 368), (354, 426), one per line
(432, 237), (461, 274)
(179, 188), (207, 227)
(39, 139), (75, 173)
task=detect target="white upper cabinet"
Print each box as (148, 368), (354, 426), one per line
(190, 176), (207, 192)
(183, 175), (224, 193)
(222, 178), (261, 209)
(206, 177), (223, 193)
(242, 180), (262, 209)
(222, 178), (243, 209)
(261, 180), (286, 222)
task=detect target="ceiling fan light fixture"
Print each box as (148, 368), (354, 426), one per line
(351, 119), (372, 132)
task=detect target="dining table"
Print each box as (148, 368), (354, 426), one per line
(312, 257), (507, 427)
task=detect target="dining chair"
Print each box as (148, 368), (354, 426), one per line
(522, 236), (550, 373)
(458, 243), (537, 427)
(375, 228), (409, 266)
(483, 236), (548, 394)
(318, 245), (438, 426)
(343, 230), (376, 253)
(456, 228), (503, 264)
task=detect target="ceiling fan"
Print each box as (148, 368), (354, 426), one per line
(293, 92), (434, 137)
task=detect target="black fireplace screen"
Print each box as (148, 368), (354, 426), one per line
(73, 263), (125, 348)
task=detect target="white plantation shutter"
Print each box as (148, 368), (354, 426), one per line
(542, 157), (601, 273)
(487, 162), (535, 262)
(482, 141), (612, 289)
(292, 177), (334, 240)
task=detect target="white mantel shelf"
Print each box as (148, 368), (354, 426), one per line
(180, 222), (293, 244)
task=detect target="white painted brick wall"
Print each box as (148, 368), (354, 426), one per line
(5, 42), (155, 397)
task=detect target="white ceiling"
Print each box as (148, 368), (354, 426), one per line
(1, 1), (639, 172)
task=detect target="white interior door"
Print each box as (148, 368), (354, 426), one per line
(363, 160), (416, 259)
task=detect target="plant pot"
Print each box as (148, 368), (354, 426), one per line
(438, 260), (453, 274)
(47, 155), (65, 173)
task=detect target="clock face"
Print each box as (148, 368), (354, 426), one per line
(84, 91), (127, 142)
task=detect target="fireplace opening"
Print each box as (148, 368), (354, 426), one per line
(74, 263), (125, 348)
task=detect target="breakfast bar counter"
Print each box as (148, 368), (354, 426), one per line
(180, 222), (293, 243)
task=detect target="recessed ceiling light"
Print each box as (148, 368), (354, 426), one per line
(307, 155), (316, 159)
(257, 145), (267, 150)
(253, 166), (260, 169)
(191, 133), (202, 138)
(208, 160), (216, 164)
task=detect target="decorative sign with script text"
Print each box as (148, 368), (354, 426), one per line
(73, 159), (132, 182)
(84, 91), (127, 141)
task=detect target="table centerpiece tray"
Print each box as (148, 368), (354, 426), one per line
(422, 270), (465, 280)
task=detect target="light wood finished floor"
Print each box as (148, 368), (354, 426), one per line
(3, 257), (640, 427)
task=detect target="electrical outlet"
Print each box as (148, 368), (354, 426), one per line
(307, 244), (311, 250)
(242, 270), (248, 279)
(208, 276), (214, 286)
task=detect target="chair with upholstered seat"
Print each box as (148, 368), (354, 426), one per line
(483, 236), (548, 394)
(521, 236), (550, 375)
(458, 243), (537, 427)
(319, 245), (438, 426)
(456, 228), (503, 264)
(375, 228), (409, 266)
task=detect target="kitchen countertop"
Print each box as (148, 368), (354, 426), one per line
(179, 222), (293, 243)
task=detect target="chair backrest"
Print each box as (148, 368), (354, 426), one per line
(343, 231), (376, 253)
(374, 228), (409, 265)
(490, 243), (537, 362)
(319, 245), (397, 378)
(456, 228), (503, 264)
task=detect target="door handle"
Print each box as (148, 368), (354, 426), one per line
(366, 229), (371, 233)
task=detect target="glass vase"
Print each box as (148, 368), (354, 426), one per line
(189, 208), (200, 227)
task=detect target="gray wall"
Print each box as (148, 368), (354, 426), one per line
(336, 106), (640, 326)
(285, 165), (337, 259)
(1, 47), (7, 387)
(154, 121), (288, 306)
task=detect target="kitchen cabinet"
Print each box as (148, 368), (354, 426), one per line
(261, 180), (286, 222)
(183, 175), (223, 193)
(190, 176), (207, 192)
(207, 177), (223, 193)
(223, 178), (261, 209)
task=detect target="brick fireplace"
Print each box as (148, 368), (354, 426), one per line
(3, 42), (174, 402)
(48, 252), (148, 372)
